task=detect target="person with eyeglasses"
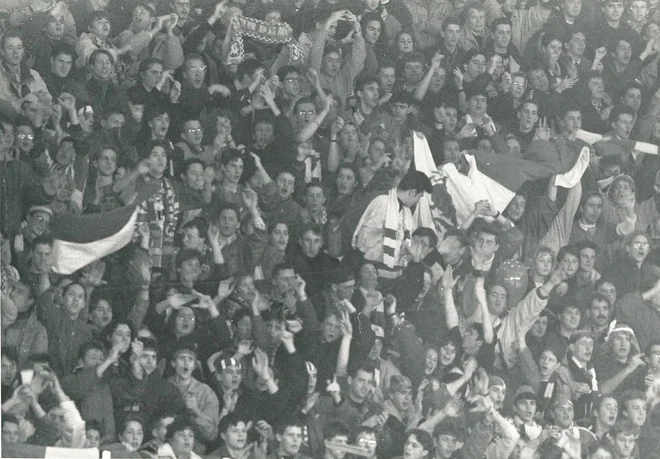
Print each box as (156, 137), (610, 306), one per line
(603, 232), (653, 296)
(178, 53), (232, 121)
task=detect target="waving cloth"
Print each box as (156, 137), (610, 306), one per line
(443, 137), (588, 225)
(226, 16), (304, 65)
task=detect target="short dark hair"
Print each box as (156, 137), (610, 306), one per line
(181, 217), (208, 238)
(557, 244), (579, 262)
(398, 170), (432, 194)
(51, 42), (76, 61)
(89, 48), (114, 67)
(323, 421), (350, 441)
(355, 73), (379, 93)
(442, 16), (462, 31)
(407, 429), (435, 454)
(218, 412), (251, 434)
(1, 30), (23, 50)
(77, 340), (107, 361)
(272, 263), (295, 279)
(277, 65), (300, 82)
(275, 415), (305, 434)
(491, 17), (512, 30)
(237, 58), (262, 81)
(609, 104), (636, 125)
(576, 239), (598, 254)
(412, 227), (438, 248)
(165, 416), (197, 441)
(301, 223), (323, 238)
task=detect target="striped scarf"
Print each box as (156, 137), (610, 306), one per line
(383, 188), (412, 269)
(225, 16), (303, 65)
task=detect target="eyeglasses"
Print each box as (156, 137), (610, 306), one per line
(186, 128), (202, 134)
(632, 241), (650, 249)
(17, 134), (34, 140)
(512, 82), (526, 87)
(188, 66), (207, 75)
(284, 77), (300, 83)
(298, 110), (315, 116)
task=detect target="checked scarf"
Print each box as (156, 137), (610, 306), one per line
(226, 16), (304, 65)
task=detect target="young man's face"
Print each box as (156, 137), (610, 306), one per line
(140, 349), (158, 374)
(378, 67), (396, 93)
(514, 399), (537, 423)
(403, 61), (424, 85)
(596, 398), (618, 427)
(603, 1), (625, 21)
(89, 17), (111, 40)
(623, 399), (647, 426)
(563, 0), (582, 17)
(81, 348), (105, 368)
(570, 337), (594, 362)
(649, 344), (660, 370)
(614, 40), (632, 66)
(2, 37), (24, 67)
(560, 110), (582, 135)
(326, 434), (350, 459)
(182, 120), (203, 146)
(149, 113), (170, 139)
(323, 52), (342, 77)
(578, 247), (596, 273)
(2, 421), (20, 445)
(465, 55), (486, 79)
(170, 428), (196, 457)
(300, 230), (323, 258)
(588, 299), (610, 328)
(443, 24), (462, 48)
(630, 0), (649, 21)
(612, 432), (636, 457)
(560, 306), (581, 330)
(172, 352), (196, 379)
(278, 426), (303, 456)
(580, 195), (603, 224)
(348, 369), (373, 400)
(467, 8), (486, 34)
(518, 102), (539, 131)
(622, 88), (642, 112)
(538, 350), (559, 378)
(493, 24), (512, 49)
(359, 82), (380, 108)
(356, 432), (378, 457)
(222, 422), (248, 450)
(610, 332), (632, 361)
(254, 122), (274, 147)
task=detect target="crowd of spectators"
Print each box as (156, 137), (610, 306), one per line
(4, 0), (660, 457)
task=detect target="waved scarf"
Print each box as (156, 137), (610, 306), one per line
(382, 188), (412, 269)
(304, 150), (322, 184)
(225, 16), (304, 65)
(135, 175), (180, 269)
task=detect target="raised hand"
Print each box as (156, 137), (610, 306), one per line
(453, 67), (464, 88)
(534, 117), (552, 141)
(338, 310), (353, 338)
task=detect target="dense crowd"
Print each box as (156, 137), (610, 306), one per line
(4, 0), (660, 457)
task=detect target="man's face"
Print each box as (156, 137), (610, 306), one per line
(467, 94), (487, 117)
(276, 173), (295, 199)
(0, 356), (16, 386)
(596, 398), (618, 427)
(323, 52), (342, 77)
(560, 306), (581, 330)
(132, 5), (154, 30)
(623, 399), (647, 426)
(181, 120), (203, 146)
(178, 258), (201, 283)
(172, 352), (196, 378)
(612, 433), (636, 457)
(171, 0), (190, 19)
(475, 231), (499, 258)
(2, 421), (20, 445)
(467, 8), (486, 34)
(9, 282), (33, 313)
(218, 208), (239, 238)
(403, 61), (424, 85)
(505, 194), (526, 221)
(92, 52), (113, 80)
(182, 227), (204, 250)
(149, 113), (170, 139)
(2, 37), (24, 67)
(140, 349), (158, 374)
(488, 385), (506, 410)
(349, 370), (374, 400)
(56, 141), (75, 167)
(571, 337), (594, 362)
(561, 110), (582, 135)
(273, 268), (295, 295)
(222, 422), (248, 450)
(300, 230), (322, 258)
(597, 281), (617, 307)
(515, 399), (537, 423)
(359, 82), (380, 108)
(566, 32), (586, 57)
(560, 253), (579, 277)
(305, 185), (325, 213)
(282, 72), (300, 98)
(528, 70), (549, 92)
(614, 40), (632, 66)
(604, 1), (625, 21)
(391, 387), (413, 412)
(397, 33), (414, 53)
(430, 68), (446, 92)
(265, 10), (282, 24)
(364, 20), (382, 45)
(270, 224), (289, 252)
(588, 77), (605, 100)
(221, 158), (243, 184)
(553, 403), (574, 428)
(321, 314), (342, 342)
(466, 55), (486, 79)
(254, 122), (274, 147)
(435, 434), (456, 458)
(46, 15), (66, 39)
(589, 299), (610, 328)
(518, 103), (539, 131)
(89, 17), (111, 40)
(28, 211), (51, 238)
(336, 168), (357, 196)
(296, 102), (317, 126)
(184, 59), (206, 89)
(82, 348), (105, 368)
(539, 350), (559, 378)
(326, 434), (350, 459)
(170, 428), (195, 457)
(622, 88), (642, 112)
(630, 0), (649, 21)
(218, 364), (242, 390)
(561, 0), (582, 17)
(357, 432), (378, 457)
(610, 331), (632, 361)
(581, 195), (603, 224)
(278, 427), (303, 456)
(544, 39), (563, 62)
(494, 24), (512, 49)
(649, 345), (660, 370)
(579, 247), (596, 273)
(487, 285), (508, 317)
(183, 163), (204, 190)
(613, 113), (635, 139)
(90, 299), (113, 330)
(16, 125), (34, 152)
(378, 67), (396, 93)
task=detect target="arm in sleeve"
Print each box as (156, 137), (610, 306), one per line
(539, 180), (582, 255)
(194, 387), (220, 442)
(345, 33), (366, 83)
(308, 29), (329, 72)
